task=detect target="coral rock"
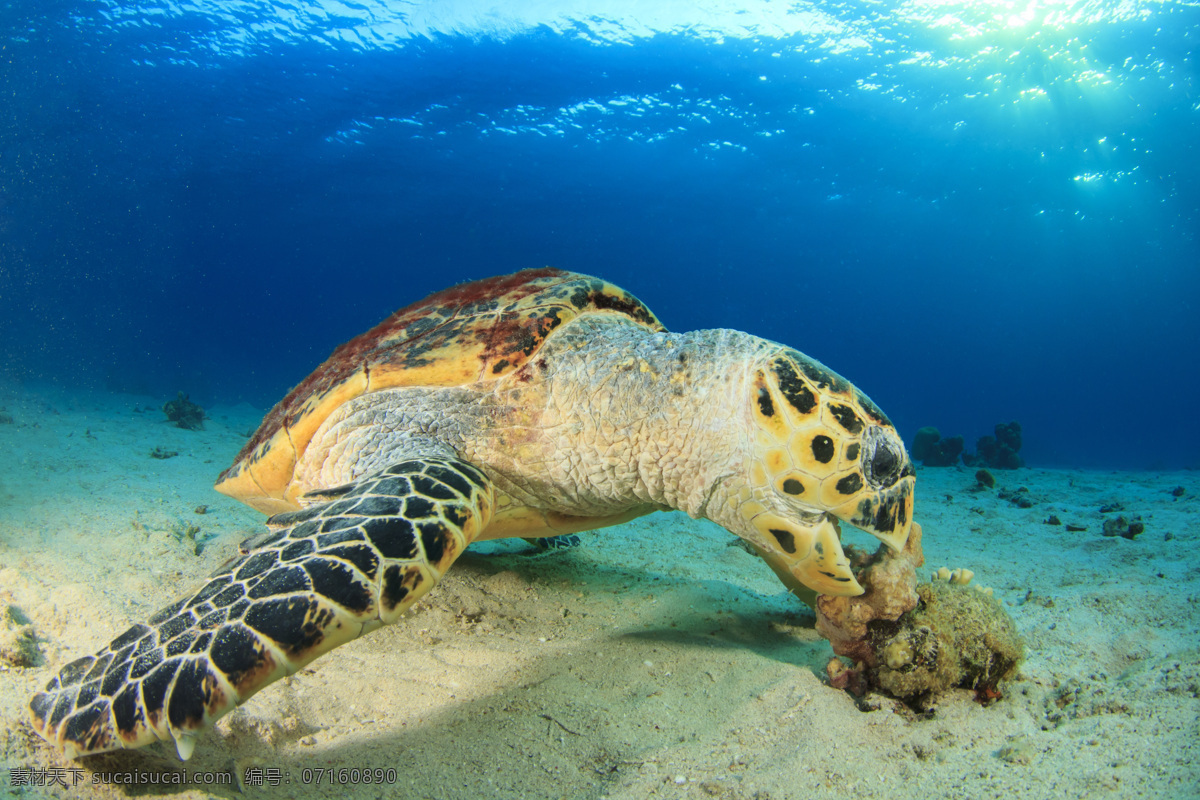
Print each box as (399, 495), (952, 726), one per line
(816, 521), (1024, 706)
(816, 523), (925, 667)
(163, 391), (206, 431)
(873, 580), (1023, 703)
(911, 427), (941, 462)
(966, 422), (1024, 469)
(911, 427), (964, 467)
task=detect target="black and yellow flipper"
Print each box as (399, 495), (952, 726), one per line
(30, 457), (493, 760)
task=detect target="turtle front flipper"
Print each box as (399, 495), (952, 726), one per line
(29, 457), (493, 760)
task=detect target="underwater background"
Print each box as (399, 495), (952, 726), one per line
(1, 0), (1197, 470)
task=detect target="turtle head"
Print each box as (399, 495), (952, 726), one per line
(718, 347), (915, 598)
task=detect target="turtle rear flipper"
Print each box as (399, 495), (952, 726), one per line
(524, 534), (582, 551)
(29, 457), (493, 760)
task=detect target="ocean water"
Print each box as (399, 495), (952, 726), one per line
(1, 0), (1197, 470)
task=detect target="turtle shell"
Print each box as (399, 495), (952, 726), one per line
(216, 268), (664, 514)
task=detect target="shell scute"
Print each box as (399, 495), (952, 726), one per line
(217, 269), (662, 512)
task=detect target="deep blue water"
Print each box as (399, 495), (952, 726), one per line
(1, 1), (1197, 469)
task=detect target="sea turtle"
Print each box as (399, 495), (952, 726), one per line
(30, 268), (915, 760)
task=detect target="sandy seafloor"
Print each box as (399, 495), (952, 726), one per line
(0, 381), (1197, 800)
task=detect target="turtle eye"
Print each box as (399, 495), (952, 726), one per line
(872, 444), (898, 482)
(862, 426), (904, 488)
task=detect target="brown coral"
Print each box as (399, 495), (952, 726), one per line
(815, 521), (1024, 705)
(815, 522), (925, 667)
(871, 580), (1023, 703)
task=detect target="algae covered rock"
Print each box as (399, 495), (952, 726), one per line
(911, 427), (941, 462)
(925, 435), (965, 467)
(816, 523), (925, 667)
(0, 602), (41, 668)
(816, 523), (1024, 707)
(163, 391), (205, 430)
(872, 580), (1023, 703)
(910, 426), (964, 467)
(965, 421), (1024, 469)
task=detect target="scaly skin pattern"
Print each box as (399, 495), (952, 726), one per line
(29, 458), (492, 760)
(30, 270), (915, 760)
(293, 319), (759, 523)
(294, 315), (914, 588)
(213, 269), (666, 515)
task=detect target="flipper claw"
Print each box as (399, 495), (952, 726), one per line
(174, 732), (196, 761)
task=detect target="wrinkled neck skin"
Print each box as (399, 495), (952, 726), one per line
(294, 317), (775, 526)
(526, 318), (772, 520)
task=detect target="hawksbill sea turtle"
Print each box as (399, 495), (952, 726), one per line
(30, 268), (915, 760)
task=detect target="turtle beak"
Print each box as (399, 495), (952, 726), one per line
(795, 513), (865, 597)
(737, 461), (915, 600)
(750, 510), (864, 597)
(870, 522), (910, 553)
(858, 512), (911, 553)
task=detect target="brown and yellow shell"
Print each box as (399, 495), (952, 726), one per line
(216, 269), (664, 513)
